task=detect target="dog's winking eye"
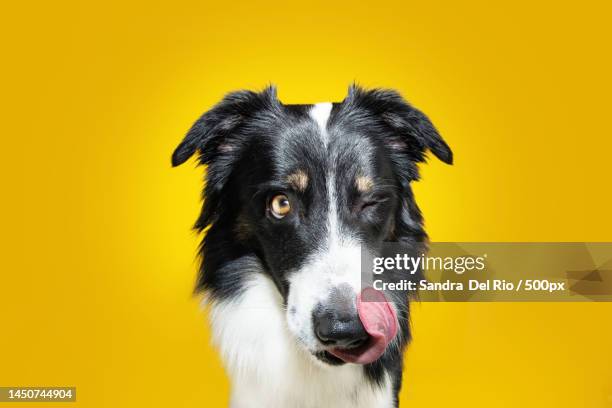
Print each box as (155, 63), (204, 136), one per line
(269, 194), (291, 219)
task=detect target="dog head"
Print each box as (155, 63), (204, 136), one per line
(173, 85), (452, 365)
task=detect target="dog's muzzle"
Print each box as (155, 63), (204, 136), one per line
(312, 287), (397, 364)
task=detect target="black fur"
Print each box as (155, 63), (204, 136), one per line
(173, 85), (452, 406)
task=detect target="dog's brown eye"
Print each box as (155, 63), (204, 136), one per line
(269, 194), (291, 219)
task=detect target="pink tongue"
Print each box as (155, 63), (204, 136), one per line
(328, 288), (398, 364)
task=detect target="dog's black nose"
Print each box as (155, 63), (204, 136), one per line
(312, 307), (369, 349)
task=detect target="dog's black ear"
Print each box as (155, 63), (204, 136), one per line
(172, 86), (279, 167)
(343, 85), (451, 244)
(172, 86), (279, 230)
(345, 85), (453, 165)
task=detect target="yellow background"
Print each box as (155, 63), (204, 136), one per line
(1, 0), (611, 406)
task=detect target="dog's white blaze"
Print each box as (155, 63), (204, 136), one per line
(286, 102), (364, 352)
(310, 102), (333, 144)
(210, 273), (393, 408)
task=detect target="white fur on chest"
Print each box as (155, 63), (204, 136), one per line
(208, 273), (393, 408)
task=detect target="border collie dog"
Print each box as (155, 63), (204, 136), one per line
(172, 85), (452, 407)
